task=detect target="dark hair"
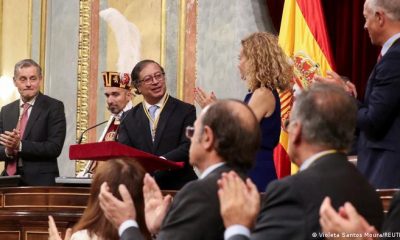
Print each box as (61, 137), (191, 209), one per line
(131, 59), (165, 94)
(14, 59), (42, 77)
(73, 158), (150, 240)
(291, 83), (357, 150)
(201, 100), (261, 171)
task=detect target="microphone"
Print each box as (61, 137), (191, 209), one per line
(77, 120), (108, 144)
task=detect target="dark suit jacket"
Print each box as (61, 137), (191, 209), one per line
(118, 96), (197, 190)
(229, 152), (384, 240)
(357, 38), (400, 188)
(121, 165), (238, 240)
(0, 93), (66, 186)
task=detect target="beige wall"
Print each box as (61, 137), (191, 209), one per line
(0, 0), (31, 108)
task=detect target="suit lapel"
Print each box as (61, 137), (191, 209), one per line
(152, 97), (175, 152)
(23, 93), (43, 139)
(8, 101), (20, 130)
(138, 103), (154, 150)
(365, 66), (377, 102)
(366, 38), (400, 101)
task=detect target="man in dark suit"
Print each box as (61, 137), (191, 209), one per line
(316, 0), (400, 188)
(99, 100), (261, 240)
(0, 59), (66, 186)
(218, 84), (384, 240)
(118, 59), (197, 190)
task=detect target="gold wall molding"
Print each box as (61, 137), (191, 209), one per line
(39, 0), (47, 81)
(0, 0), (3, 74)
(160, 0), (166, 66)
(183, 0), (197, 103)
(76, 0), (92, 174)
(177, 0), (186, 100)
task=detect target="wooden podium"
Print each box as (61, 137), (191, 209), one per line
(0, 186), (89, 240)
(69, 141), (184, 173)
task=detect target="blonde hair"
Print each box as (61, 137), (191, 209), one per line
(241, 32), (292, 92)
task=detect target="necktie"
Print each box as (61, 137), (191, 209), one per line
(149, 105), (158, 120)
(7, 103), (31, 176)
(148, 105), (159, 141)
(377, 53), (382, 62)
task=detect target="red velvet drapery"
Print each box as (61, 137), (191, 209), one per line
(266, 0), (380, 100)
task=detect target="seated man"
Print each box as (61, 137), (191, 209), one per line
(218, 84), (384, 240)
(99, 99), (261, 240)
(118, 59), (197, 190)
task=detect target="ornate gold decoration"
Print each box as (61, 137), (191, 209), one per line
(0, 0), (3, 74)
(160, 0), (166, 66)
(292, 51), (321, 90)
(75, 0), (91, 174)
(39, 0), (47, 79)
(177, 0), (186, 100)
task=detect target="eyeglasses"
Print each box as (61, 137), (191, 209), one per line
(185, 126), (195, 139)
(139, 72), (165, 85)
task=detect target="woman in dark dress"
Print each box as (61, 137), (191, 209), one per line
(195, 32), (292, 191)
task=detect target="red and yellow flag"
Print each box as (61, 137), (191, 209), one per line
(274, 0), (335, 177)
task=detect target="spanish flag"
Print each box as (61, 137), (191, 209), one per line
(274, 0), (335, 177)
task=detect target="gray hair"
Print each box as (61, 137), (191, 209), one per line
(14, 59), (42, 78)
(291, 83), (357, 151)
(368, 0), (400, 21)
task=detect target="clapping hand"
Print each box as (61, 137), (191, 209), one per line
(143, 173), (173, 234)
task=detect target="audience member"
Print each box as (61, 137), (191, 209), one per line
(0, 59), (66, 186)
(195, 32), (292, 191)
(320, 192), (400, 240)
(99, 99), (261, 240)
(49, 158), (150, 240)
(315, 0), (400, 188)
(218, 84), (383, 240)
(118, 59), (197, 190)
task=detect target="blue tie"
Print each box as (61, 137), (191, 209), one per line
(149, 105), (158, 120)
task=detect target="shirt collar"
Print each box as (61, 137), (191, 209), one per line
(199, 162), (225, 179)
(299, 150), (337, 171)
(143, 93), (167, 110)
(20, 95), (37, 108)
(115, 101), (133, 118)
(381, 32), (400, 56)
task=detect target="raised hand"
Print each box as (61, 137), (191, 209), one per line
(314, 71), (357, 97)
(194, 87), (217, 108)
(99, 182), (136, 229)
(143, 173), (172, 234)
(48, 215), (72, 240)
(319, 197), (377, 240)
(0, 129), (21, 155)
(218, 171), (260, 229)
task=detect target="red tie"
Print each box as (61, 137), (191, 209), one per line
(6, 103), (31, 176)
(377, 53), (382, 62)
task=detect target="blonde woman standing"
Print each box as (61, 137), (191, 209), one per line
(195, 32), (292, 191)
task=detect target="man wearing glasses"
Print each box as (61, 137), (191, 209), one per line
(118, 59), (197, 190)
(99, 99), (261, 240)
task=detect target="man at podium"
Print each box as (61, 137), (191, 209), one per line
(77, 71), (133, 177)
(118, 60), (198, 190)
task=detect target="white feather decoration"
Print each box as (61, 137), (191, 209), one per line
(100, 8), (141, 74)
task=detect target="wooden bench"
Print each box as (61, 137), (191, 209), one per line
(377, 188), (399, 213)
(0, 187), (397, 240)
